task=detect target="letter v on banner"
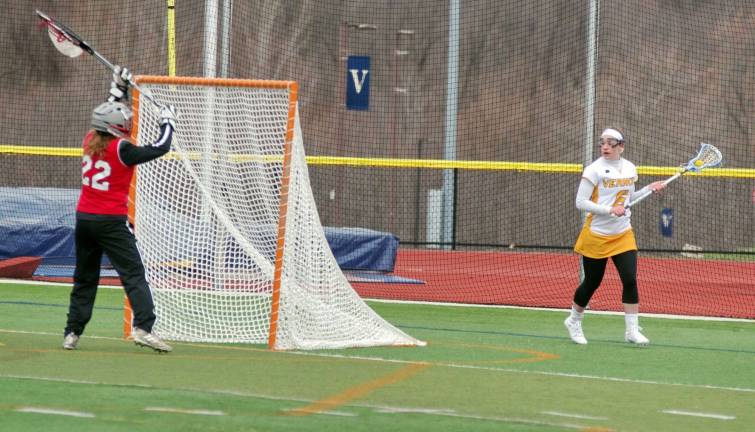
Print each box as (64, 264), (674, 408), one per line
(346, 56), (370, 110)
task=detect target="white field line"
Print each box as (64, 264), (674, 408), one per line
(1, 328), (754, 394)
(3, 374), (591, 429)
(15, 406), (95, 418)
(368, 298), (755, 323)
(541, 411), (608, 420)
(0, 278), (120, 289)
(380, 409), (593, 430)
(281, 348), (755, 394)
(660, 409), (735, 420)
(2, 278), (752, 323)
(373, 407), (456, 415)
(315, 410), (358, 417)
(1, 373), (313, 403)
(144, 407), (225, 416)
(0, 279), (66, 286)
(0, 329), (122, 342)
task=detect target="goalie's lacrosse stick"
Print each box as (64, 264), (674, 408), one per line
(35, 9), (163, 112)
(626, 143), (723, 209)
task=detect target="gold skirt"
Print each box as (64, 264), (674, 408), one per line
(574, 225), (637, 259)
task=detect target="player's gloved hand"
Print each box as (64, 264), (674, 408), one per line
(159, 104), (177, 129)
(108, 65), (132, 101)
(112, 65), (132, 87)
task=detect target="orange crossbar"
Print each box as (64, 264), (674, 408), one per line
(135, 75), (296, 89)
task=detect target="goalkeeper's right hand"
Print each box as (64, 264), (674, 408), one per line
(112, 65), (132, 87)
(108, 65), (132, 102)
(159, 105), (177, 129)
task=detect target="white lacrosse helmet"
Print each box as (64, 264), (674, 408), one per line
(91, 101), (132, 137)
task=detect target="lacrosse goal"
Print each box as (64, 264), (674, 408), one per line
(123, 76), (423, 350)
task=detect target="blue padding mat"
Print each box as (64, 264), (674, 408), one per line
(324, 227), (398, 272)
(34, 264), (118, 278)
(344, 271), (424, 284)
(0, 187), (77, 261)
(32, 265), (424, 285)
(2, 187), (399, 273)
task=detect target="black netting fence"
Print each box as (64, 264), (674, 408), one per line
(1, 1), (753, 318)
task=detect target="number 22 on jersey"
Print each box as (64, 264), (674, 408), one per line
(82, 155), (111, 191)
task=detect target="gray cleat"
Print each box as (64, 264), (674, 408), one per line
(132, 328), (172, 353)
(63, 333), (79, 350)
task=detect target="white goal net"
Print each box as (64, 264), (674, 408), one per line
(128, 76), (424, 350)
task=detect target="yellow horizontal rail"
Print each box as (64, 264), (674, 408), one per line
(306, 156), (755, 178)
(307, 156), (583, 173)
(0, 145), (82, 157)
(2, 145), (754, 178)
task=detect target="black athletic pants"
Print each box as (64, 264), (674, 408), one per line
(573, 250), (639, 307)
(65, 215), (156, 336)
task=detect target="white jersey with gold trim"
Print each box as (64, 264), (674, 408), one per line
(581, 157), (638, 236)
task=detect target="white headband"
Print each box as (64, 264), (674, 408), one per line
(601, 128), (624, 142)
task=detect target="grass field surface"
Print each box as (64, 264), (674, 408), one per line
(1, 281), (753, 431)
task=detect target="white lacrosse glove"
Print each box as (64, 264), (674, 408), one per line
(112, 65), (132, 87)
(108, 82), (127, 101)
(108, 66), (132, 102)
(159, 105), (177, 129)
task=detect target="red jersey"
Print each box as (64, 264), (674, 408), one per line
(76, 130), (135, 215)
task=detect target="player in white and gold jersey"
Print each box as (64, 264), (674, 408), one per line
(564, 127), (666, 346)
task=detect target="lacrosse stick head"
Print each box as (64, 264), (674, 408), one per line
(45, 27), (84, 57)
(36, 10), (85, 58)
(685, 143), (723, 172)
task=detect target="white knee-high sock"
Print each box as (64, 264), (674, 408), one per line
(570, 306), (584, 322)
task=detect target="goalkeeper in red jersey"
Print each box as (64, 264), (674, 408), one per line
(63, 66), (176, 353)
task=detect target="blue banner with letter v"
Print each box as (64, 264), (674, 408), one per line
(346, 56), (370, 110)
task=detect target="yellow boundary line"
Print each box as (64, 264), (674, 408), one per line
(0, 145), (81, 157)
(1, 145), (753, 178)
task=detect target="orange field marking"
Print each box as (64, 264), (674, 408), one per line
(435, 342), (560, 364)
(285, 362), (431, 416)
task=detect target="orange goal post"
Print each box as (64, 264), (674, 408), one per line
(123, 76), (423, 350)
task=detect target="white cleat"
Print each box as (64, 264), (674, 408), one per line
(62, 333), (79, 350)
(564, 317), (588, 345)
(625, 326), (650, 345)
(133, 328), (172, 353)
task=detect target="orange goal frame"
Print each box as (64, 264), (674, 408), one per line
(122, 76), (299, 350)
